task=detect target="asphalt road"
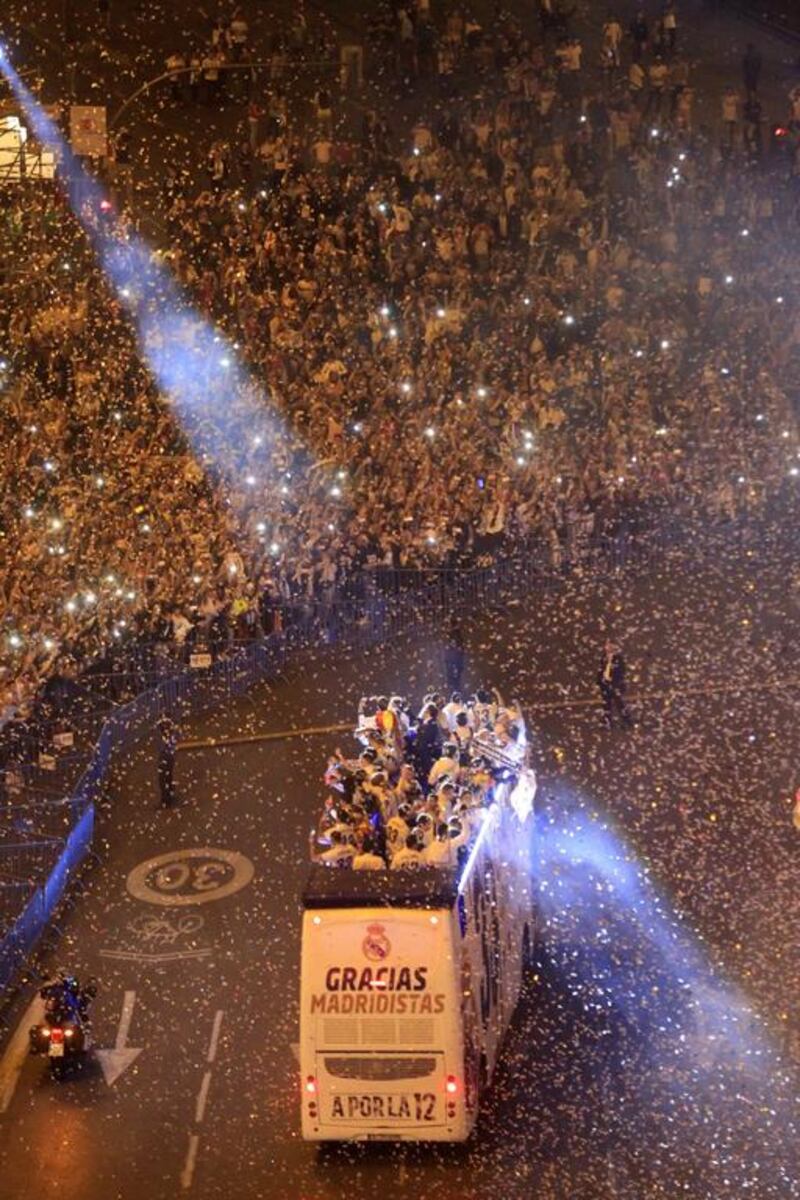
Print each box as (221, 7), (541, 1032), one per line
(1, 540), (798, 1200)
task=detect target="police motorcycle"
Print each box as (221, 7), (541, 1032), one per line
(29, 973), (97, 1076)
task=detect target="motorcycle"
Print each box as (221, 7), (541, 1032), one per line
(29, 974), (97, 1076)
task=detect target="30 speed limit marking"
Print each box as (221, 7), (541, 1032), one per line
(126, 848), (254, 907)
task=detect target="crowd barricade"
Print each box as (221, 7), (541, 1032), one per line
(0, 887), (46, 997)
(0, 514), (789, 1003)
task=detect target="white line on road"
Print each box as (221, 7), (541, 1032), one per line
(99, 947), (213, 964)
(195, 1070), (212, 1124)
(116, 990), (136, 1049)
(0, 995), (45, 1114)
(180, 1132), (200, 1190)
(180, 1011), (225, 1190)
(206, 1009), (224, 1063)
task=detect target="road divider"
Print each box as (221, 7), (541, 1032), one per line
(181, 1008), (225, 1190)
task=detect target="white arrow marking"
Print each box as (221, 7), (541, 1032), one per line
(0, 995), (45, 1114)
(96, 990), (142, 1086)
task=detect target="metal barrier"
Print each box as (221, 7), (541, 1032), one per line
(0, 512), (792, 1000)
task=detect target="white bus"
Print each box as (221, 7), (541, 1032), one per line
(299, 767), (537, 1141)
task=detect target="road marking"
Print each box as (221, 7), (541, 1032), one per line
(100, 947), (213, 964)
(0, 995), (45, 1114)
(180, 1010), (225, 1190)
(206, 1010), (224, 1064)
(96, 990), (143, 1086)
(180, 1132), (200, 1190)
(195, 1070), (212, 1124)
(128, 912), (205, 944)
(290, 1042), (300, 1064)
(126, 848), (254, 907)
(179, 720), (352, 751)
(118, 991), (136, 1044)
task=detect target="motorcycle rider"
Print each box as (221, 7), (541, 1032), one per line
(30, 973), (97, 1065)
(40, 973), (96, 1021)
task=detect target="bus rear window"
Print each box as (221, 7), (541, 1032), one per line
(323, 1056), (436, 1081)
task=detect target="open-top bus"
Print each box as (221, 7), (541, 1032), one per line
(299, 765), (537, 1141)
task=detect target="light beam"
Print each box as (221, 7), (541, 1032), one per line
(0, 43), (301, 529)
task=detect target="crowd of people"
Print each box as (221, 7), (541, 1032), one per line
(2, 0), (800, 729)
(309, 688), (527, 869)
(1, 9), (798, 1194)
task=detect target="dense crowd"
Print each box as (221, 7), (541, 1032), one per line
(0, 9), (798, 1198)
(309, 688), (528, 869)
(2, 0), (800, 726)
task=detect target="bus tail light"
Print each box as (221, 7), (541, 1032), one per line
(304, 1075), (319, 1121)
(446, 1074), (459, 1119)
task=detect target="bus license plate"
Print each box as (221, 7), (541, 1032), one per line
(329, 1091), (440, 1124)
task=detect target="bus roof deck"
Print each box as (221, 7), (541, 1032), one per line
(302, 865), (460, 910)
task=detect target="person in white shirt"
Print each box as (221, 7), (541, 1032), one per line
(503, 698), (526, 737)
(428, 743), (458, 788)
(433, 780), (457, 820)
(721, 87), (740, 148)
(628, 61), (645, 94)
(423, 819), (469, 867)
(388, 696), (410, 737)
(309, 829), (355, 867)
(392, 764), (418, 808)
(353, 836), (385, 870)
(229, 8), (248, 59)
(602, 17), (623, 67)
(313, 138), (333, 168)
(385, 812), (410, 862)
(452, 711), (473, 750)
(392, 203), (413, 234)
(470, 689), (496, 729)
(417, 694), (450, 735)
(170, 609), (193, 645)
(414, 812), (436, 850)
(391, 833), (425, 870)
(442, 692), (466, 731)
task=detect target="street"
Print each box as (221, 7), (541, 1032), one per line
(2, 0), (800, 1192)
(1, 540), (798, 1199)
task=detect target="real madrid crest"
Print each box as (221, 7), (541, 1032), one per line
(362, 922), (391, 961)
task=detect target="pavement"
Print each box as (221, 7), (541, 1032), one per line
(0, 537), (798, 1199)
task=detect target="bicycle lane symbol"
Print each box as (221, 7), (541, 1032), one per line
(100, 910), (213, 964)
(128, 912), (205, 946)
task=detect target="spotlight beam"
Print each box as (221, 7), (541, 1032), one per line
(0, 42), (299, 526)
